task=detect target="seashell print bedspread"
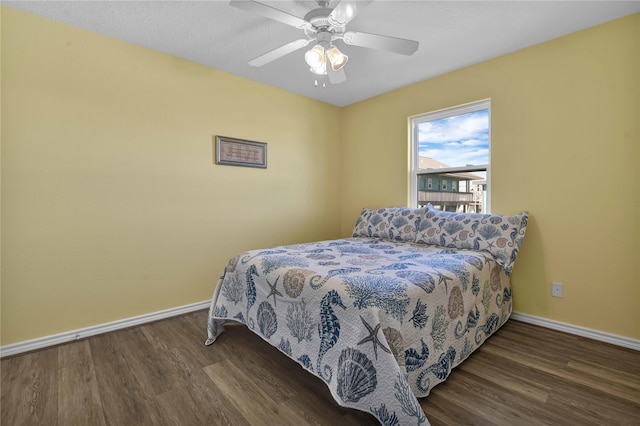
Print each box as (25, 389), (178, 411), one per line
(206, 237), (512, 425)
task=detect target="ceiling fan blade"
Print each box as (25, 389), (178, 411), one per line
(328, 0), (373, 27)
(343, 31), (419, 56)
(230, 0), (312, 30)
(328, 67), (346, 85)
(248, 38), (311, 67)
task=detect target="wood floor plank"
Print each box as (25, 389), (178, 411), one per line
(567, 357), (640, 393)
(488, 327), (574, 363)
(145, 311), (222, 368)
(544, 378), (640, 425)
(115, 326), (179, 397)
(159, 356), (251, 426)
(211, 325), (298, 404)
(436, 368), (563, 426)
(458, 353), (551, 403)
(505, 321), (640, 376)
(573, 337), (640, 376)
(1, 349), (58, 425)
(422, 389), (498, 426)
(481, 342), (640, 404)
(204, 358), (309, 426)
(57, 340), (106, 425)
(88, 332), (160, 425)
(278, 392), (373, 425)
(147, 381), (250, 426)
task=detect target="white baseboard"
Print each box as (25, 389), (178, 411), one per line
(3, 304), (637, 358)
(511, 312), (640, 351)
(0, 300), (210, 358)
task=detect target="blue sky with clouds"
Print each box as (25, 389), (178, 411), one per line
(418, 109), (489, 167)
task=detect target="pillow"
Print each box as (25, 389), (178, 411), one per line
(414, 204), (528, 275)
(352, 207), (425, 242)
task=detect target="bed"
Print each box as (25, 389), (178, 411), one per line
(206, 205), (528, 425)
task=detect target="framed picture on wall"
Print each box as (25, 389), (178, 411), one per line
(215, 135), (267, 169)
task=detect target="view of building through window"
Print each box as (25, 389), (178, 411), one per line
(411, 101), (490, 213)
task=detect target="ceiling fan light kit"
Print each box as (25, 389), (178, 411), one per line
(230, 0), (419, 85)
(305, 43), (348, 75)
(326, 46), (348, 71)
(305, 44), (326, 70)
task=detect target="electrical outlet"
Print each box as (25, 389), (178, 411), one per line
(552, 282), (563, 298)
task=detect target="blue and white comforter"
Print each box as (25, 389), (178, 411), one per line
(206, 237), (512, 425)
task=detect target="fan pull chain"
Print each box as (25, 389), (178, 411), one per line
(314, 79), (327, 89)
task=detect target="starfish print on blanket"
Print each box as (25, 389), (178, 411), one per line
(357, 315), (391, 360)
(435, 272), (454, 293)
(266, 276), (282, 307)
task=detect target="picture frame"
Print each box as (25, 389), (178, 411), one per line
(215, 135), (267, 169)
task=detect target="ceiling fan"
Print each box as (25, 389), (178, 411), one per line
(230, 0), (419, 85)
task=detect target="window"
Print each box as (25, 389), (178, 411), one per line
(410, 100), (490, 213)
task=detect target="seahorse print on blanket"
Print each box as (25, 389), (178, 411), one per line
(317, 289), (346, 382)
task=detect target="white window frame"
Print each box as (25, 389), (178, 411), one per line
(409, 99), (491, 211)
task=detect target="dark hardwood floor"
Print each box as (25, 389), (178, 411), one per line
(2, 310), (639, 425)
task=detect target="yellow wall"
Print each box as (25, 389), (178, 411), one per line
(2, 7), (639, 345)
(341, 14), (639, 340)
(1, 7), (341, 345)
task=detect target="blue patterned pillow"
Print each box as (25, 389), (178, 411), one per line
(352, 207), (425, 242)
(414, 204), (528, 274)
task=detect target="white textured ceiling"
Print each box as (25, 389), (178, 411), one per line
(5, 0), (640, 107)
